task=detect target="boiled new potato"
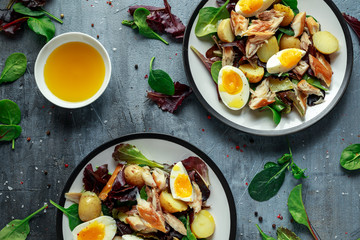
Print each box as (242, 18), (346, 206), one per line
(313, 31), (339, 54)
(217, 18), (235, 43)
(273, 4), (294, 27)
(124, 165), (145, 187)
(159, 191), (188, 213)
(279, 34), (301, 50)
(257, 36), (279, 62)
(78, 191), (101, 222)
(239, 64), (264, 83)
(191, 210), (215, 238)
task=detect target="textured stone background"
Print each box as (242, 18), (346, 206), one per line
(0, 0), (359, 239)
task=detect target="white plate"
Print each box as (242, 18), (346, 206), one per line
(183, 0), (353, 136)
(56, 133), (237, 240)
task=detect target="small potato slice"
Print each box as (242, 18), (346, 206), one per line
(279, 34), (301, 50)
(239, 64), (264, 83)
(217, 18), (235, 43)
(273, 4), (294, 27)
(313, 31), (339, 54)
(257, 36), (279, 62)
(78, 191), (102, 222)
(191, 210), (215, 238)
(159, 191), (188, 213)
(124, 165), (145, 188)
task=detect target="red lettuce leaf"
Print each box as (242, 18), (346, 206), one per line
(147, 82), (192, 113)
(128, 6), (164, 15)
(111, 165), (126, 191)
(188, 170), (211, 201)
(83, 164), (111, 194)
(182, 156), (210, 186)
(116, 220), (134, 236)
(343, 13), (360, 43)
(103, 185), (138, 210)
(17, 0), (47, 8)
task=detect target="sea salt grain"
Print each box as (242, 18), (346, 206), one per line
(8, 186), (13, 191)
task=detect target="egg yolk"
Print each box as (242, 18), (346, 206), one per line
(221, 69), (243, 95)
(278, 50), (302, 69)
(77, 221), (105, 240)
(174, 174), (192, 198)
(238, 0), (263, 14)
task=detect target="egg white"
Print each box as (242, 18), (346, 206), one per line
(235, 0), (275, 17)
(169, 162), (194, 202)
(218, 66), (250, 111)
(266, 48), (306, 74)
(122, 235), (144, 240)
(72, 216), (117, 240)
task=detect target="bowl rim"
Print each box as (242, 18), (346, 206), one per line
(182, 0), (353, 136)
(34, 32), (112, 109)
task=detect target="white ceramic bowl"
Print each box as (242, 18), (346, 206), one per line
(34, 32), (111, 109)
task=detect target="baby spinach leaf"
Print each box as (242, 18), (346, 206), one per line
(112, 143), (164, 169)
(277, 227), (301, 240)
(148, 57), (175, 95)
(278, 27), (295, 36)
(288, 184), (318, 240)
(248, 164), (288, 202)
(211, 61), (222, 84)
(277, 32), (284, 44)
(262, 105), (281, 125)
(0, 125), (22, 141)
(184, 215), (197, 240)
(290, 162), (307, 179)
(13, 2), (44, 17)
(0, 53), (27, 84)
(264, 162), (277, 169)
(277, 153), (292, 165)
(195, 0), (230, 37)
(0, 99), (21, 125)
(0, 204), (47, 240)
(27, 15), (55, 42)
(303, 74), (328, 91)
(281, 0), (299, 14)
(340, 144), (360, 170)
(256, 224), (277, 240)
(133, 8), (168, 45)
(50, 200), (82, 231)
(140, 186), (148, 200)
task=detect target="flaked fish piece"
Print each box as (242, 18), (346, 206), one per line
(146, 187), (162, 212)
(126, 215), (157, 233)
(292, 60), (309, 78)
(142, 166), (157, 188)
(152, 168), (168, 191)
(297, 79), (324, 105)
(137, 198), (167, 233)
(257, 9), (284, 21)
(231, 10), (249, 37)
(222, 46), (235, 67)
(309, 53), (332, 87)
(306, 16), (320, 35)
(287, 86), (307, 117)
(163, 212), (187, 235)
(245, 32), (274, 58)
(188, 182), (202, 214)
(291, 12), (306, 37)
(65, 192), (82, 204)
(300, 32), (311, 52)
(248, 78), (276, 110)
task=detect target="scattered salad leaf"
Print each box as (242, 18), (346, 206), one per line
(148, 57), (175, 95)
(195, 0), (230, 37)
(342, 13), (360, 42)
(83, 164), (111, 194)
(0, 204), (47, 240)
(277, 153), (292, 165)
(277, 227), (301, 240)
(0, 99), (22, 149)
(17, 0), (47, 8)
(340, 144), (360, 170)
(147, 81), (192, 113)
(190, 45), (214, 73)
(256, 224), (276, 240)
(0, 125), (22, 141)
(282, 0), (299, 14)
(264, 162), (277, 169)
(288, 184), (319, 240)
(113, 144), (165, 169)
(13, 3), (44, 17)
(50, 200), (82, 231)
(27, 15), (55, 42)
(211, 61), (222, 84)
(278, 27), (295, 36)
(0, 53), (27, 84)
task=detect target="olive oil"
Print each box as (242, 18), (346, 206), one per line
(44, 42), (105, 102)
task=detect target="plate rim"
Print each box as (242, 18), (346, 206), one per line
(183, 0), (353, 136)
(56, 133), (237, 240)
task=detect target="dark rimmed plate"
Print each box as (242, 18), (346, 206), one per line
(183, 0), (353, 136)
(56, 133), (237, 240)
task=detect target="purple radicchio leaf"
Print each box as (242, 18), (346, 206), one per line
(147, 82), (192, 113)
(18, 0), (47, 8)
(111, 165), (126, 191)
(116, 220), (134, 236)
(83, 164), (111, 194)
(342, 13), (360, 43)
(182, 156), (210, 187)
(103, 185), (138, 210)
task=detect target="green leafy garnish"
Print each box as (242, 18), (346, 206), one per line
(195, 0), (230, 37)
(0, 204), (47, 240)
(0, 53), (27, 84)
(277, 227), (301, 240)
(278, 27), (295, 36)
(182, 215), (197, 240)
(122, 8), (168, 45)
(303, 74), (328, 91)
(148, 57), (175, 95)
(113, 144), (164, 169)
(140, 186), (148, 200)
(281, 0), (299, 14)
(27, 15), (55, 42)
(264, 162), (277, 169)
(288, 184), (319, 240)
(210, 61), (222, 84)
(277, 32), (284, 44)
(256, 224), (276, 240)
(340, 144), (360, 170)
(13, 3), (44, 17)
(0, 99), (22, 149)
(262, 105), (281, 125)
(50, 200), (82, 231)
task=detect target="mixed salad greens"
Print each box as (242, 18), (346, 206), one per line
(192, 0), (340, 124)
(54, 144), (215, 240)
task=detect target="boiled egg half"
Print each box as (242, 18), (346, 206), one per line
(218, 65), (250, 110)
(266, 48), (306, 74)
(170, 162), (194, 202)
(235, 0), (275, 17)
(72, 216), (117, 240)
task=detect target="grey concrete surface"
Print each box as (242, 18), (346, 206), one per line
(0, 0), (359, 239)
